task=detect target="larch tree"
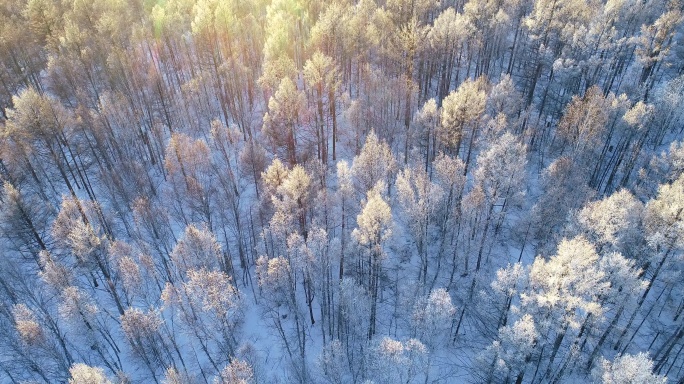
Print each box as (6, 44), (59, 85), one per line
(67, 363), (112, 384)
(262, 78), (307, 166)
(366, 337), (428, 384)
(471, 132), (527, 272)
(641, 138), (684, 200)
(643, 173), (684, 295)
(162, 268), (244, 374)
(350, 131), (397, 195)
(261, 158), (290, 203)
(131, 197), (177, 284)
(478, 314), (538, 384)
(169, 224), (224, 278)
(317, 339), (348, 384)
(577, 189), (645, 257)
(303, 51), (341, 163)
(396, 166), (444, 284)
(273, 165), (312, 240)
(585, 251), (648, 372)
(592, 353), (667, 384)
(164, 133), (216, 228)
(411, 288), (455, 348)
(486, 74), (523, 125)
(336, 160), (354, 279)
(11, 301), (73, 381)
(108, 241), (145, 303)
(530, 156), (594, 251)
(437, 78), (486, 167)
(520, 236), (610, 383)
(426, 8), (471, 104)
(650, 74), (684, 147)
(634, 6), (683, 101)
(255, 255), (309, 382)
(301, 227), (338, 343)
(58, 286), (122, 376)
(51, 196), (125, 316)
(432, 152), (467, 283)
(0, 0), (47, 109)
(484, 263), (528, 334)
(2, 88), (85, 203)
(215, 359), (255, 384)
(521, 0), (594, 112)
(556, 85), (612, 160)
(209, 121), (250, 282)
(0, 181), (52, 262)
(335, 277), (371, 381)
(352, 183), (393, 338)
(120, 307), (169, 382)
(613, 174), (684, 366)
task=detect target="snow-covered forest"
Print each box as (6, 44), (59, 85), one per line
(0, 0), (683, 382)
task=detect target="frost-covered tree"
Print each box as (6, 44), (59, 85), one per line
(0, 180), (52, 261)
(592, 353), (667, 384)
(484, 263), (528, 333)
(486, 75), (523, 123)
(170, 224), (223, 277)
(336, 160), (354, 279)
(433, 153), (466, 225)
(68, 363), (112, 384)
(556, 86), (612, 159)
(522, 0), (594, 110)
(164, 133), (215, 227)
(438, 78), (486, 166)
(615, 174), (684, 367)
(255, 255), (308, 381)
(412, 98), (439, 170)
(366, 337), (428, 384)
(303, 51), (341, 163)
(431, 153), (467, 282)
(644, 139), (684, 198)
(650, 74), (684, 146)
(531, 156), (594, 251)
(261, 158), (289, 203)
(10, 300), (74, 380)
(585, 251), (648, 371)
(426, 8), (471, 102)
(38, 250), (73, 292)
(577, 189), (644, 257)
(272, 165), (311, 240)
(634, 7), (683, 101)
(352, 183), (393, 338)
(521, 236), (609, 382)
(478, 314), (538, 384)
(215, 359), (254, 384)
(12, 304), (44, 347)
(317, 339), (348, 384)
(336, 278), (371, 380)
(396, 166), (443, 283)
(120, 307), (169, 381)
(52, 196), (125, 316)
(262, 78), (306, 166)
(412, 288), (455, 348)
(58, 286), (121, 375)
(351, 131), (397, 195)
(162, 268), (243, 372)
(301, 227), (338, 342)
(471, 132), (527, 272)
(1, 88), (83, 201)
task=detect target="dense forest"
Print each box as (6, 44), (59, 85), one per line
(0, 0), (683, 382)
